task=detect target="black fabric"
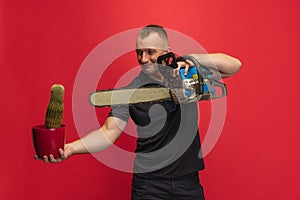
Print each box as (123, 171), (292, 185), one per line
(108, 71), (205, 178)
(131, 172), (205, 200)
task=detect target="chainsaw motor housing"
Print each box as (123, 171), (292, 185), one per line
(157, 52), (227, 104)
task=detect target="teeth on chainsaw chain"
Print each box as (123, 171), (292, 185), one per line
(170, 90), (180, 105)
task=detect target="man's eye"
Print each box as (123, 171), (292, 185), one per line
(147, 50), (156, 55)
(136, 50), (142, 56)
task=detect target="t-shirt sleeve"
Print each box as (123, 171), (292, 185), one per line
(108, 105), (130, 122)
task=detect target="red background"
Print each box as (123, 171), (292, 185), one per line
(1, 0), (300, 199)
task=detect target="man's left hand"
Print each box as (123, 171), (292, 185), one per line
(171, 60), (194, 77)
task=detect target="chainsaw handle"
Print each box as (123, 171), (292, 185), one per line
(212, 79), (227, 98)
(157, 52), (178, 69)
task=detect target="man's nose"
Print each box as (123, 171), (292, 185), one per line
(141, 52), (150, 63)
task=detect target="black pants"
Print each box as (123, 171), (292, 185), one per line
(131, 172), (205, 200)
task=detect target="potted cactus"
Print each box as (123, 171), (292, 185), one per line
(32, 84), (65, 158)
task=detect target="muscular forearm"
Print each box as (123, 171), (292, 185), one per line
(69, 128), (114, 155)
(68, 117), (126, 155)
(189, 53), (242, 78)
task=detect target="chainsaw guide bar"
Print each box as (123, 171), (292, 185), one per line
(89, 87), (172, 107)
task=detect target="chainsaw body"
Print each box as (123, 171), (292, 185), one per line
(157, 52), (227, 104)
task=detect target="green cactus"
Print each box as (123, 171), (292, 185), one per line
(45, 84), (64, 129)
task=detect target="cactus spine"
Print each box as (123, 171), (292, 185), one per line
(45, 84), (64, 128)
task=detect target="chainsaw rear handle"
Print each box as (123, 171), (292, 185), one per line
(212, 79), (227, 98)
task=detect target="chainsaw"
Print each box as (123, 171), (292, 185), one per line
(89, 52), (227, 107)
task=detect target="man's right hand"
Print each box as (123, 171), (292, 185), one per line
(34, 143), (74, 163)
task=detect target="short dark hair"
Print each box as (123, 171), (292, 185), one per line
(137, 24), (169, 47)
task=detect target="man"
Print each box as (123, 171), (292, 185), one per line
(38, 25), (241, 199)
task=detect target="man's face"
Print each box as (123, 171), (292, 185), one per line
(136, 32), (168, 75)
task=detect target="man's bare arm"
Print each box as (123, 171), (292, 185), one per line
(190, 53), (242, 79)
(39, 117), (127, 163)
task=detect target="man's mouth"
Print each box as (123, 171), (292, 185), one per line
(141, 64), (152, 70)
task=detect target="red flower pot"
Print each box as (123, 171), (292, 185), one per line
(32, 124), (65, 158)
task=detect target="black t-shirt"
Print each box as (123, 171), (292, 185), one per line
(108, 71), (205, 178)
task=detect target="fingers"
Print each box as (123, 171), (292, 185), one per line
(44, 155), (63, 163)
(171, 68), (178, 77)
(171, 65), (188, 77)
(43, 155), (50, 163)
(170, 67), (183, 77)
(34, 146), (71, 164)
(34, 152), (64, 164)
(59, 148), (65, 160)
(42, 155), (54, 163)
(49, 154), (58, 162)
(182, 66), (189, 76)
(173, 60), (192, 77)
(170, 64), (184, 77)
